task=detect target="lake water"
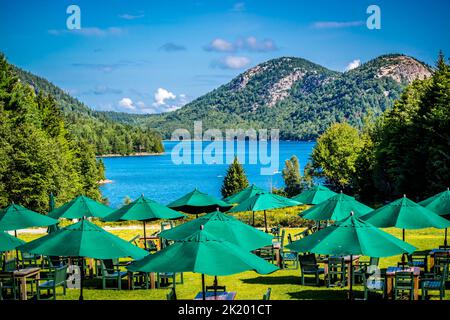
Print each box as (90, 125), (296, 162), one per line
(100, 141), (315, 208)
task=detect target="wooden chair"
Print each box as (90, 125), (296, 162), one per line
(280, 230), (298, 269)
(361, 270), (385, 300)
(156, 272), (184, 288)
(299, 254), (324, 286)
(36, 265), (68, 300)
(394, 271), (415, 300)
(407, 251), (428, 272)
(353, 257), (380, 284)
(256, 246), (275, 264)
(0, 272), (19, 300)
(21, 252), (39, 267)
(262, 287), (271, 300)
(327, 257), (347, 288)
(129, 271), (150, 290)
(96, 259), (127, 290)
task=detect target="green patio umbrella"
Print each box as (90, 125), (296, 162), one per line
(0, 231), (25, 252)
(291, 185), (337, 205)
(18, 219), (148, 300)
(0, 203), (58, 231)
(287, 213), (416, 299)
(127, 228), (278, 300)
(224, 184), (266, 204)
(103, 195), (186, 249)
(299, 192), (372, 222)
(227, 193), (301, 232)
(167, 188), (232, 216)
(48, 195), (113, 220)
(160, 211), (273, 251)
(419, 188), (450, 246)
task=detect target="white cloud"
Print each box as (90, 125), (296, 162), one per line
(48, 27), (124, 37)
(212, 56), (251, 69)
(232, 2), (246, 12)
(119, 13), (144, 20)
(345, 59), (361, 71)
(118, 97), (136, 110)
(153, 88), (176, 106)
(204, 37), (277, 53)
(205, 38), (235, 52)
(311, 21), (364, 29)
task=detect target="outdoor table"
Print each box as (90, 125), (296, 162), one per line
(322, 255), (359, 286)
(385, 266), (420, 300)
(428, 249), (450, 270)
(272, 242), (282, 268)
(0, 267), (40, 300)
(194, 291), (237, 300)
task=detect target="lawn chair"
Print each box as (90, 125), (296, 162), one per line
(262, 287), (271, 300)
(327, 257), (347, 288)
(129, 271), (150, 290)
(256, 246), (275, 264)
(96, 259), (128, 290)
(299, 254), (324, 286)
(394, 271), (415, 300)
(353, 257), (379, 284)
(166, 287), (177, 300)
(146, 240), (158, 253)
(0, 272), (19, 300)
(21, 252), (39, 267)
(421, 263), (447, 300)
(407, 251), (428, 272)
(36, 265), (68, 300)
(280, 230), (298, 269)
(361, 269), (385, 300)
(156, 272), (184, 288)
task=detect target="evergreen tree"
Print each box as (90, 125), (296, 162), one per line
(221, 156), (249, 198)
(282, 156), (302, 197)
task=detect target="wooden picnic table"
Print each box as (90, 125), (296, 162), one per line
(322, 255), (360, 286)
(0, 267), (40, 300)
(194, 291), (237, 300)
(385, 266), (420, 300)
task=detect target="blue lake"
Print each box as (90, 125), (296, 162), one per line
(100, 141), (315, 208)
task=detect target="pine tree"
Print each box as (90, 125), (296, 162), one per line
(221, 156), (249, 198)
(282, 156), (302, 197)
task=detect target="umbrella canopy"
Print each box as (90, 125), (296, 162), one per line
(299, 192), (372, 221)
(18, 219), (148, 260)
(227, 193), (301, 232)
(48, 195), (113, 220)
(360, 195), (450, 230)
(419, 188), (450, 216)
(128, 229), (278, 275)
(167, 189), (232, 214)
(160, 211), (273, 251)
(224, 185), (266, 204)
(287, 214), (416, 257)
(0, 203), (58, 231)
(103, 195), (185, 222)
(0, 231), (26, 252)
(291, 185), (337, 205)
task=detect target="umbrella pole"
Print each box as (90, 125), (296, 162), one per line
(252, 211), (255, 227)
(143, 221), (147, 250)
(348, 255), (353, 300)
(14, 230), (20, 269)
(202, 274), (206, 300)
(264, 210), (268, 233)
(445, 228), (448, 247)
(79, 258), (84, 301)
(214, 275), (218, 297)
(401, 229), (406, 267)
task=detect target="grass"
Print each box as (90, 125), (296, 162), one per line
(10, 226), (449, 300)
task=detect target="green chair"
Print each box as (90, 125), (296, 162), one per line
(21, 252), (39, 267)
(327, 257), (347, 287)
(256, 246), (275, 264)
(353, 257), (380, 284)
(156, 272), (184, 288)
(166, 287), (177, 300)
(280, 230), (298, 270)
(298, 254), (324, 286)
(145, 240), (158, 253)
(129, 271), (150, 290)
(361, 270), (385, 300)
(407, 251), (428, 272)
(0, 273), (19, 300)
(421, 263), (448, 300)
(36, 265), (68, 300)
(96, 259), (128, 290)
(394, 271), (415, 300)
(262, 287), (271, 300)
(3, 259), (16, 272)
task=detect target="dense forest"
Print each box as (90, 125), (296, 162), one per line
(130, 54), (431, 140)
(310, 53), (449, 202)
(12, 65), (164, 155)
(0, 54), (105, 211)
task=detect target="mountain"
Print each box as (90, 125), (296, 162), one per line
(142, 54), (432, 140)
(11, 65), (164, 155)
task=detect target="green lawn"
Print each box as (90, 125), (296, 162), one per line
(13, 226), (449, 300)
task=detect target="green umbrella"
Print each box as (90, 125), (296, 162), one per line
(0, 231), (25, 252)
(227, 193), (301, 232)
(103, 195), (186, 249)
(167, 188), (232, 216)
(287, 213), (416, 299)
(224, 185), (266, 204)
(47, 193), (60, 233)
(18, 219), (148, 300)
(292, 185), (337, 205)
(299, 192), (372, 222)
(419, 188), (450, 246)
(127, 228), (278, 299)
(48, 195), (113, 219)
(160, 211), (273, 251)
(0, 203), (58, 231)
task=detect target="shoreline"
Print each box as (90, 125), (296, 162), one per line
(96, 152), (165, 158)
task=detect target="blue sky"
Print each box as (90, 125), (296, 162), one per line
(1, 0), (449, 114)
